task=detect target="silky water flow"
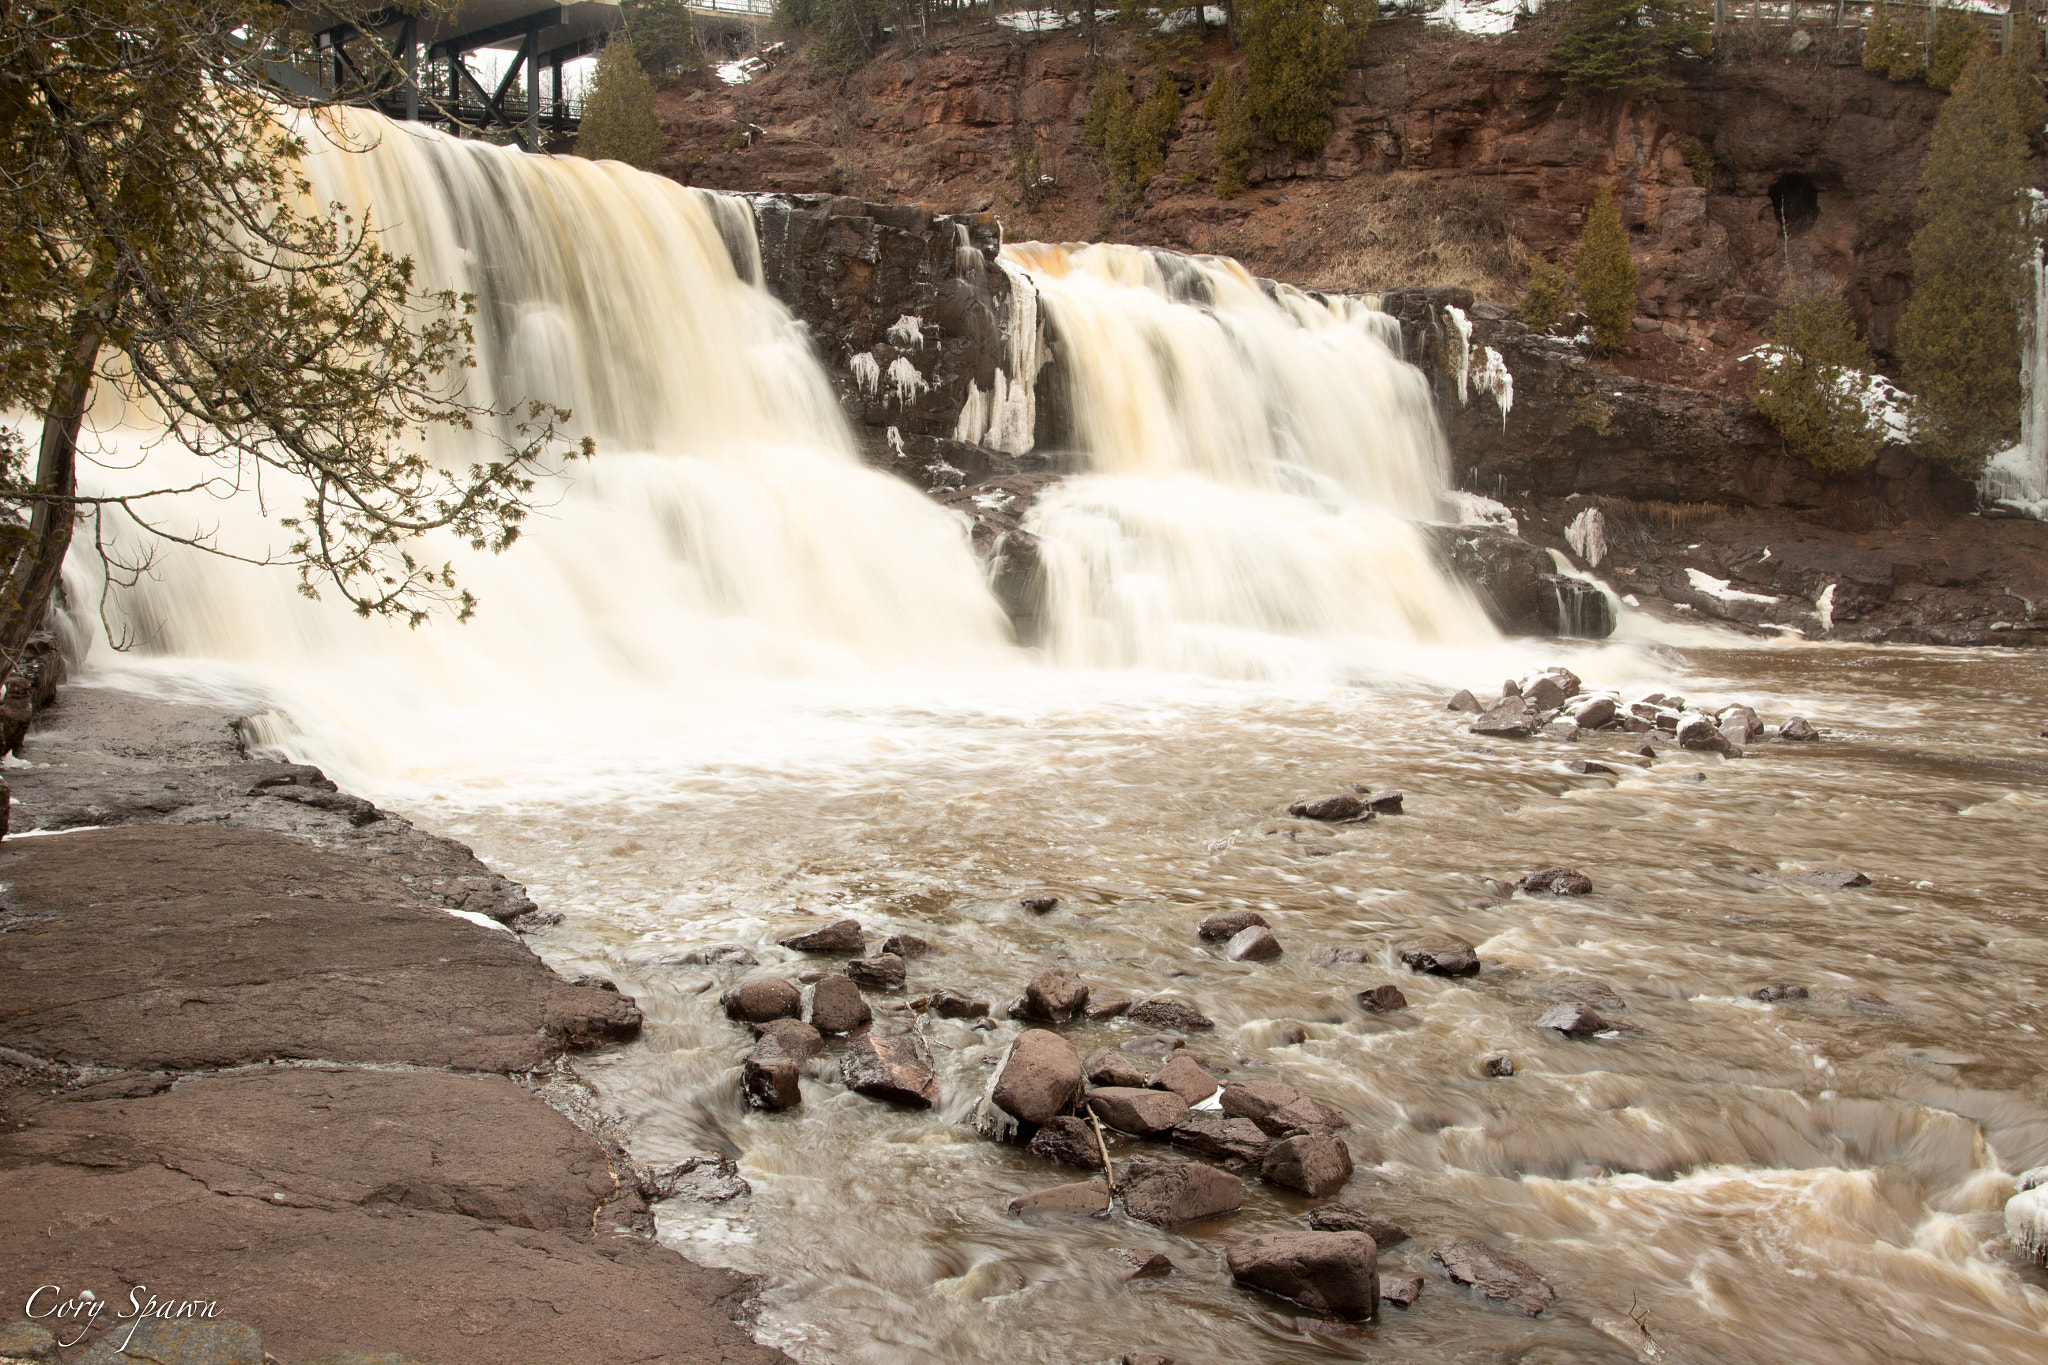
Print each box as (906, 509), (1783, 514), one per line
(52, 116), (2048, 1365)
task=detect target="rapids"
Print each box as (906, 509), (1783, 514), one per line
(51, 114), (2048, 1364)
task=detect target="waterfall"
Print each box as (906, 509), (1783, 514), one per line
(1983, 236), (2048, 520)
(1004, 243), (1497, 680)
(66, 111), (1012, 779)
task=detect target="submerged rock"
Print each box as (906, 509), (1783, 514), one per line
(992, 1028), (1083, 1126)
(673, 943), (757, 966)
(1009, 1178), (1110, 1221)
(1382, 1273), (1425, 1308)
(1221, 1081), (1347, 1137)
(1118, 1156), (1244, 1226)
(1520, 867), (1593, 896)
(1128, 998), (1214, 1032)
(1470, 696), (1537, 739)
(780, 918), (865, 955)
(1169, 1116), (1272, 1170)
(1315, 946), (1374, 967)
(1536, 1001), (1609, 1037)
(1019, 894), (1060, 914)
(1399, 936), (1481, 977)
(1792, 868), (1870, 889)
(1432, 1238), (1556, 1316)
(1028, 1115), (1107, 1170)
(1288, 793), (1368, 822)
(1775, 715), (1821, 742)
(1553, 976), (1626, 1012)
(1227, 1230), (1380, 1321)
(1308, 1203), (1409, 1248)
(842, 1033), (939, 1107)
(1261, 1132), (1354, 1197)
(1110, 1247), (1175, 1281)
(1753, 983), (1809, 1003)
(1199, 908), (1269, 940)
(1355, 984), (1408, 1013)
(1226, 925), (1283, 962)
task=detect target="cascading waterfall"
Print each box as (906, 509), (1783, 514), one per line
(1003, 242), (1498, 680)
(68, 110), (1012, 779)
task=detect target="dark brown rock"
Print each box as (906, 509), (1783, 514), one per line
(807, 974), (871, 1033)
(1754, 983), (1809, 1002)
(1720, 704), (1764, 743)
(1566, 759), (1617, 775)
(1083, 990), (1134, 1020)
(881, 934), (933, 959)
(1148, 1052), (1220, 1106)
(1400, 936), (1481, 977)
(722, 978), (802, 1025)
(1169, 1116), (1272, 1170)
(1776, 715), (1821, 741)
(1109, 1247), (1173, 1281)
(1537, 1001), (1610, 1036)
(1121, 1354), (1174, 1365)
(1007, 1179), (1108, 1220)
(742, 1039), (802, 1111)
(1026, 1116), (1106, 1170)
(1432, 1238), (1556, 1316)
(841, 1033), (939, 1107)
(1678, 712), (1743, 757)
(1127, 998), (1213, 1032)
(1261, 1133), (1354, 1197)
(1086, 1086), (1189, 1136)
(1085, 1048), (1150, 1088)
(846, 952), (907, 991)
(1519, 867), (1593, 896)
(1364, 789), (1404, 814)
(1226, 1230), (1379, 1322)
(1470, 695), (1538, 739)
(1356, 984), (1408, 1013)
(1225, 925), (1283, 962)
(1484, 1053), (1517, 1077)
(1308, 1203), (1409, 1248)
(1792, 867), (1871, 889)
(1382, 1273), (1424, 1308)
(1019, 894), (1060, 913)
(1021, 966), (1089, 1023)
(1198, 908), (1269, 940)
(1288, 793), (1368, 821)
(753, 1018), (824, 1063)
(927, 988), (988, 1018)
(1221, 1082), (1349, 1137)
(1570, 696), (1619, 729)
(991, 1028), (1083, 1126)
(779, 918), (864, 955)
(1118, 1156), (1244, 1226)
(1446, 689), (1483, 712)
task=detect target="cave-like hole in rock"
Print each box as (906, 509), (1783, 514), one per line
(1770, 173), (1821, 235)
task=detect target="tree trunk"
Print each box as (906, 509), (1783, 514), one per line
(0, 320), (97, 672)
(1223, 0), (1237, 46)
(1080, 0), (1098, 54)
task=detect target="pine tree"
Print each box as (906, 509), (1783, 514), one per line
(1552, 0), (1712, 95)
(1086, 69), (1182, 214)
(1925, 8), (1980, 93)
(1750, 282), (1888, 473)
(1205, 68), (1254, 200)
(1519, 258), (1573, 332)
(1899, 49), (2036, 474)
(1862, 1), (1924, 82)
(1241, 0), (1374, 158)
(577, 39), (665, 171)
(622, 0), (703, 87)
(1574, 187), (1639, 352)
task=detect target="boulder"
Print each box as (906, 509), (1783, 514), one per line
(1288, 793), (1368, 822)
(1307, 1203), (1409, 1248)
(841, 1033), (939, 1107)
(1540, 719), (1581, 741)
(1019, 894), (1060, 914)
(1519, 867), (1593, 896)
(991, 1028), (1083, 1125)
(1027, 1116), (1106, 1169)
(846, 953), (907, 991)
(0, 1322), (56, 1362)
(1084, 991), (1135, 1020)
(1775, 714), (1820, 742)
(1169, 1116), (1273, 1170)
(1792, 868), (1870, 889)
(1537, 1001), (1609, 1037)
(1470, 696), (1537, 739)
(1484, 1054), (1516, 1077)
(780, 918), (865, 955)
(1085, 1048), (1150, 1088)
(1008, 1179), (1109, 1221)
(1720, 705), (1764, 744)
(673, 943), (757, 966)
(1753, 983), (1809, 1002)
(1127, 998), (1214, 1032)
(1364, 790), (1404, 814)
(1382, 1274), (1425, 1308)
(1118, 1156), (1244, 1226)
(1356, 984), (1408, 1013)
(1021, 966), (1090, 1022)
(1261, 1133), (1355, 1197)
(1109, 1248), (1175, 1281)
(1569, 696), (1618, 729)
(1226, 1231), (1379, 1321)
(754, 1018), (824, 1062)
(1149, 1051), (1221, 1105)
(1087, 1086), (1190, 1136)
(742, 1038), (802, 1111)
(808, 974), (872, 1033)
(723, 977), (802, 1024)
(1431, 1239), (1556, 1316)
(1198, 908), (1268, 940)
(1399, 936), (1481, 977)
(928, 988), (989, 1018)
(1523, 676), (1569, 710)
(1677, 712), (1742, 756)
(1225, 925), (1283, 962)
(1446, 689), (1483, 713)
(882, 934), (933, 959)
(1553, 976), (1626, 1012)
(1221, 1081), (1348, 1137)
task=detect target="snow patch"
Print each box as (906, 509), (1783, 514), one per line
(1450, 490), (1519, 537)
(1745, 345), (1912, 443)
(447, 908), (514, 934)
(1687, 568), (1778, 605)
(1424, 0), (1528, 36)
(716, 55), (769, 85)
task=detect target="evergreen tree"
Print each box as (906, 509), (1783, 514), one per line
(577, 38), (665, 171)
(1899, 49), (2037, 473)
(1862, 1), (1926, 83)
(1925, 8), (1980, 93)
(1241, 0), (1374, 158)
(1750, 283), (1889, 473)
(1086, 69), (1183, 214)
(622, 0), (703, 87)
(1574, 187), (1639, 352)
(1519, 258), (1573, 332)
(1204, 68), (1254, 200)
(1552, 0), (1712, 95)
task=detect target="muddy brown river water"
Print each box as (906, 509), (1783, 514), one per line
(335, 640), (2048, 1365)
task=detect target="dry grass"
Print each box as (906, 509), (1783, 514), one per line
(1592, 496), (1741, 533)
(1307, 172), (1530, 302)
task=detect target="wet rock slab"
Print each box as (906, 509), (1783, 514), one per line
(1432, 1238), (1557, 1316)
(842, 1032), (940, 1107)
(1118, 1156), (1244, 1226)
(1226, 1230), (1380, 1321)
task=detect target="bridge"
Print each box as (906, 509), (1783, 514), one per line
(281, 0), (771, 151)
